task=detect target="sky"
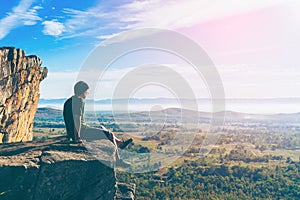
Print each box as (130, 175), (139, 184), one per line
(0, 0), (300, 99)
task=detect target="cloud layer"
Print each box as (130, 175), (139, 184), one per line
(58, 0), (287, 40)
(0, 0), (292, 40)
(0, 0), (42, 39)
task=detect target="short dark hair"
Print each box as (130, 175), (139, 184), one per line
(74, 81), (89, 96)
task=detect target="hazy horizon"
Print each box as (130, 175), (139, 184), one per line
(38, 97), (300, 114)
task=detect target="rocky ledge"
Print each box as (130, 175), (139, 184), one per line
(0, 136), (135, 200)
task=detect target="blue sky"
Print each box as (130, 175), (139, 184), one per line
(1, 0), (300, 99)
(0, 0), (125, 71)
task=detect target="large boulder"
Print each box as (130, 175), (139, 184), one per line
(0, 47), (48, 143)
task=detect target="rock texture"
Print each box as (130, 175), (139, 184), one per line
(0, 136), (135, 200)
(0, 47), (47, 143)
(115, 183), (136, 200)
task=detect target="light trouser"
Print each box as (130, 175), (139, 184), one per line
(80, 125), (121, 160)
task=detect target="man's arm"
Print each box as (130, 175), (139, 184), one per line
(74, 114), (81, 142)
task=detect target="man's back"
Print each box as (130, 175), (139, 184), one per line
(63, 96), (86, 140)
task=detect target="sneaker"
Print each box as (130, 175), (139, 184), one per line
(73, 139), (85, 144)
(119, 138), (133, 149)
(116, 159), (131, 168)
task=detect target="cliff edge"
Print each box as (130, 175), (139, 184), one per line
(0, 136), (135, 199)
(0, 47), (48, 143)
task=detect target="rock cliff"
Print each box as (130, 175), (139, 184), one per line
(0, 47), (47, 143)
(0, 136), (135, 200)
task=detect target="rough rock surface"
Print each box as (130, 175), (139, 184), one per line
(0, 136), (135, 199)
(116, 182), (136, 200)
(0, 47), (48, 143)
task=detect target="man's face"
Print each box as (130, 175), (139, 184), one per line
(80, 90), (89, 99)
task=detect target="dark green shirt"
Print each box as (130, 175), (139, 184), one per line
(63, 96), (87, 138)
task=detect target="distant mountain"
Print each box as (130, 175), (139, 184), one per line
(38, 98), (67, 104)
(38, 98), (177, 105)
(35, 107), (63, 120)
(124, 108), (300, 122)
(37, 107), (62, 114)
(38, 97), (300, 105)
(36, 107), (300, 123)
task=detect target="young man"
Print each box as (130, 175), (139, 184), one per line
(63, 81), (133, 167)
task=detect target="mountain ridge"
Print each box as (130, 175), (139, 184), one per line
(36, 107), (300, 123)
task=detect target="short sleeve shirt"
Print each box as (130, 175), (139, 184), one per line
(63, 96), (87, 137)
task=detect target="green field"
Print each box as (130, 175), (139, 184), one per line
(33, 107), (300, 199)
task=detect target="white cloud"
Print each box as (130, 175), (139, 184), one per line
(58, 7), (110, 39)
(40, 71), (78, 99)
(42, 20), (65, 36)
(59, 0), (287, 44)
(41, 60), (300, 99)
(96, 33), (119, 40)
(116, 0), (286, 29)
(0, 0), (42, 39)
(98, 29), (160, 46)
(22, 5), (43, 25)
(41, 65), (209, 99)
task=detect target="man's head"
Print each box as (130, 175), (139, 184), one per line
(74, 81), (89, 99)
